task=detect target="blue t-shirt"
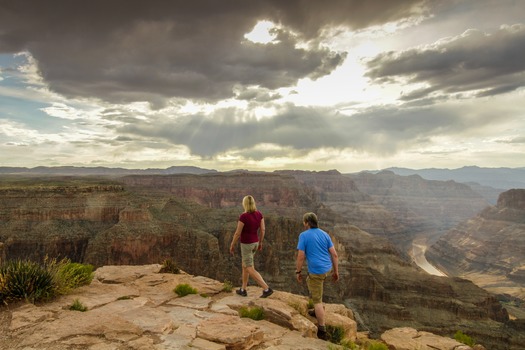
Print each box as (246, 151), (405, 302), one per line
(297, 228), (334, 274)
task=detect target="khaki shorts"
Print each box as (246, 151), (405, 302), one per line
(307, 272), (330, 304)
(240, 242), (259, 267)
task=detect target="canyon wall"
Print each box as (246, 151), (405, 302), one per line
(427, 189), (525, 304)
(346, 170), (490, 251)
(0, 173), (522, 349)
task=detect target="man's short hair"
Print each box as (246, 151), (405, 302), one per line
(303, 212), (318, 228)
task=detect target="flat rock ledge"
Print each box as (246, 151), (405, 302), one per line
(0, 265), (479, 350)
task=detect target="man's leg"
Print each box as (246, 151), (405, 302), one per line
(314, 302), (325, 326)
(307, 273), (328, 340)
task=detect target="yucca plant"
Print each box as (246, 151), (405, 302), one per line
(160, 258), (180, 274)
(0, 259), (55, 303)
(326, 324), (345, 344)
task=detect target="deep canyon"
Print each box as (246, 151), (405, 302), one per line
(0, 170), (524, 349)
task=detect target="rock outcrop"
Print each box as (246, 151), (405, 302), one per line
(381, 327), (486, 350)
(0, 264), (357, 350)
(0, 265), (485, 350)
(427, 189), (525, 303)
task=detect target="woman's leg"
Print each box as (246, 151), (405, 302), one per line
(244, 266), (269, 289)
(241, 264), (249, 290)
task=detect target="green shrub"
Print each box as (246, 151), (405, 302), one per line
(174, 283), (197, 297)
(328, 339), (358, 350)
(239, 306), (265, 320)
(160, 259), (180, 274)
(365, 340), (388, 350)
(69, 299), (87, 312)
(54, 261), (94, 293)
(339, 338), (359, 349)
(0, 258), (95, 306)
(326, 324), (345, 344)
(454, 330), (475, 347)
(0, 259), (55, 303)
(222, 279), (233, 292)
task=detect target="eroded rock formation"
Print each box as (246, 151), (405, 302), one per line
(0, 265), (358, 350)
(347, 170), (490, 252)
(427, 189), (525, 304)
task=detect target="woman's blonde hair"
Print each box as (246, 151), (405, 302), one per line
(242, 195), (257, 213)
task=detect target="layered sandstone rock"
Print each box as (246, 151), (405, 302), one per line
(381, 327), (486, 350)
(1, 265), (489, 350)
(0, 265), (358, 350)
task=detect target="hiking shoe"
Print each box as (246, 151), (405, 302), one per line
(260, 288), (273, 298)
(236, 288), (247, 297)
(317, 328), (328, 341)
(308, 309), (316, 317)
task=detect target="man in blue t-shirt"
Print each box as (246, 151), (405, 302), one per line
(295, 212), (339, 340)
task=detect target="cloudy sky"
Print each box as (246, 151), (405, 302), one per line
(1, 0), (524, 172)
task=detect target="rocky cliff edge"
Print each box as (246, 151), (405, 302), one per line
(0, 265), (483, 350)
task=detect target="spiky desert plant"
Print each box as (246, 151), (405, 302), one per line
(0, 259), (55, 304)
(160, 258), (180, 274)
(326, 324), (346, 344)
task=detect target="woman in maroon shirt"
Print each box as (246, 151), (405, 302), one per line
(229, 195), (273, 298)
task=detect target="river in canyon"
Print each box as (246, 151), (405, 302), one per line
(411, 234), (447, 277)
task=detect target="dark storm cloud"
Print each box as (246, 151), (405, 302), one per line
(0, 0), (424, 105)
(117, 104), (482, 158)
(366, 24), (525, 100)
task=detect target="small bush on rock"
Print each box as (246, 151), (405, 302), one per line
(69, 299), (87, 312)
(222, 279), (233, 292)
(326, 324), (345, 344)
(160, 259), (180, 274)
(239, 306), (265, 320)
(454, 330), (475, 347)
(174, 283), (197, 297)
(0, 259), (55, 304)
(365, 340), (388, 350)
(54, 261), (94, 293)
(0, 258), (95, 306)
